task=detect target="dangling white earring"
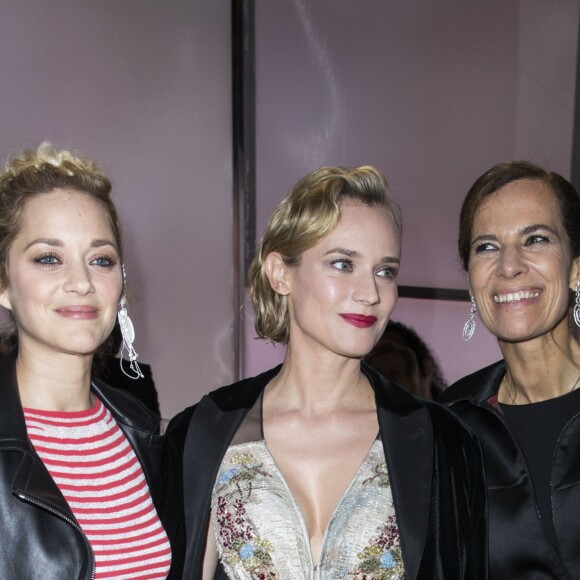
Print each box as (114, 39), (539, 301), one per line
(463, 296), (477, 341)
(117, 266), (143, 379)
(574, 280), (580, 328)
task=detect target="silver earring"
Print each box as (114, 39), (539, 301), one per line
(118, 268), (143, 380)
(463, 296), (477, 341)
(574, 280), (580, 328)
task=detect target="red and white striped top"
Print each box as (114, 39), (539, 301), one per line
(23, 398), (171, 580)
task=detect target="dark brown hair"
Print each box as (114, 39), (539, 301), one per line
(458, 161), (580, 270)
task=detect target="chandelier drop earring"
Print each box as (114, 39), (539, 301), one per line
(574, 280), (580, 328)
(463, 296), (477, 341)
(117, 267), (144, 380)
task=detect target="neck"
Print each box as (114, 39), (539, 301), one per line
(16, 345), (94, 412)
(266, 344), (373, 415)
(498, 324), (580, 404)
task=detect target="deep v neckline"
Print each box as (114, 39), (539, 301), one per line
(212, 437), (402, 579)
(258, 390), (382, 569)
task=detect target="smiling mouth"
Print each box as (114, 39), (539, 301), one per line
(493, 290), (540, 304)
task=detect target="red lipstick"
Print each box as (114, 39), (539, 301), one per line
(56, 305), (99, 320)
(339, 313), (378, 328)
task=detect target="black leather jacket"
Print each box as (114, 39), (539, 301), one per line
(439, 360), (580, 580)
(0, 352), (164, 580)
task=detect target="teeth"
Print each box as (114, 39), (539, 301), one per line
(493, 290), (540, 303)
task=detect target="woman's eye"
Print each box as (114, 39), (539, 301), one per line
(473, 242), (497, 254)
(377, 267), (398, 280)
(34, 253), (60, 265)
(331, 259), (353, 272)
(524, 235), (549, 246)
(90, 255), (116, 268)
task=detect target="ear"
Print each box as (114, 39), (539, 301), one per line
(570, 256), (580, 290)
(263, 252), (290, 296)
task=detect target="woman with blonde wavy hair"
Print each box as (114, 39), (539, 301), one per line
(0, 143), (171, 579)
(160, 165), (487, 580)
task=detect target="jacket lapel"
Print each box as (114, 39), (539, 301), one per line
(182, 366), (280, 580)
(0, 351), (75, 518)
(366, 365), (433, 580)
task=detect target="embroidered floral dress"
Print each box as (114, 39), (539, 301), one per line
(210, 402), (405, 580)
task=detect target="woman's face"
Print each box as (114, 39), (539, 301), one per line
(468, 179), (580, 343)
(282, 201), (400, 360)
(0, 188), (122, 359)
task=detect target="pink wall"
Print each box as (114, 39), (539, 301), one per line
(246, 0), (578, 383)
(0, 0), (235, 418)
(0, 2), (577, 414)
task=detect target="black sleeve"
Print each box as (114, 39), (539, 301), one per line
(157, 405), (197, 580)
(418, 404), (488, 579)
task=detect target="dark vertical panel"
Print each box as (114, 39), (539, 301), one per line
(232, 0), (255, 378)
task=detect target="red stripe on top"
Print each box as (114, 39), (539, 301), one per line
(24, 398), (171, 579)
(46, 455), (140, 481)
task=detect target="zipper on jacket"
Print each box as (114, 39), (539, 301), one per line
(16, 492), (96, 580)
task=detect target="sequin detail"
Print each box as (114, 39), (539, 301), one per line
(350, 515), (404, 579)
(212, 440), (405, 579)
(215, 452), (278, 578)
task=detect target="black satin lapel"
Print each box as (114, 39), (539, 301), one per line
(376, 390), (433, 580)
(182, 377), (268, 580)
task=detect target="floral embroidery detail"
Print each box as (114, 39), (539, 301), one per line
(218, 451), (272, 500)
(350, 515), (404, 579)
(362, 462), (390, 487)
(215, 453), (278, 579)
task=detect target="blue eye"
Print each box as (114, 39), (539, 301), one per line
(91, 255), (116, 268)
(331, 259), (353, 272)
(377, 267), (398, 280)
(34, 253), (60, 265)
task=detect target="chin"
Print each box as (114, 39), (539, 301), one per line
(59, 338), (105, 357)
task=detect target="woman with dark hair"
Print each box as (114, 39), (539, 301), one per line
(440, 161), (580, 579)
(0, 143), (171, 579)
(161, 165), (487, 579)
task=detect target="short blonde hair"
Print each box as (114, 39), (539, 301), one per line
(0, 142), (123, 352)
(249, 165), (401, 344)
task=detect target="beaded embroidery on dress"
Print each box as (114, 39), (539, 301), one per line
(210, 399), (405, 580)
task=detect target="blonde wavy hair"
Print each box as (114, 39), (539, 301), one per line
(0, 142), (123, 352)
(249, 165), (402, 344)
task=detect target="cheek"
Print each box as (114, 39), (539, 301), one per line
(321, 279), (344, 302)
(100, 275), (123, 303)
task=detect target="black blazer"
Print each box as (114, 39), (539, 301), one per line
(160, 364), (488, 579)
(440, 360), (580, 580)
(0, 351), (164, 580)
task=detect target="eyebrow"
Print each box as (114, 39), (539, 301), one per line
(470, 224), (561, 247)
(324, 247), (400, 264)
(24, 238), (118, 251)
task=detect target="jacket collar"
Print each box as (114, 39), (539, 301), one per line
(182, 363), (433, 580)
(0, 350), (30, 449)
(182, 366), (279, 579)
(439, 359), (506, 407)
(0, 349), (160, 445)
(363, 363), (433, 579)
